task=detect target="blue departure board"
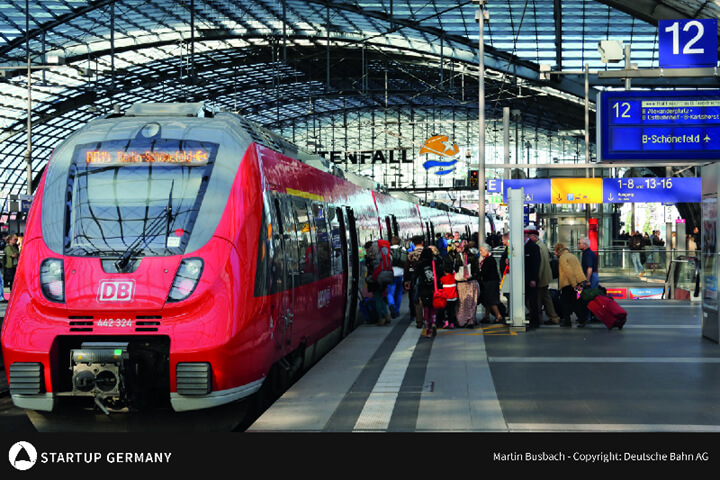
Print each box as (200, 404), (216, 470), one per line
(602, 177), (700, 203)
(597, 90), (720, 162)
(485, 177), (700, 204)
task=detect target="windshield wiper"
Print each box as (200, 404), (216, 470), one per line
(114, 181), (174, 272)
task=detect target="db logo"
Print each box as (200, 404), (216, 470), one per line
(97, 280), (135, 302)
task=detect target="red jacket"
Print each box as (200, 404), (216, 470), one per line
(440, 273), (458, 300)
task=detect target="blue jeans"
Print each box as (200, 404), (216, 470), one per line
(631, 252), (645, 275)
(386, 276), (404, 316)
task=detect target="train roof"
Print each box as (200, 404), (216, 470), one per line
(112, 102), (475, 217)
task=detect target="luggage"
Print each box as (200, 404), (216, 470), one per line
(587, 294), (627, 330)
(367, 239), (394, 286)
(359, 295), (378, 323)
(580, 285), (607, 302)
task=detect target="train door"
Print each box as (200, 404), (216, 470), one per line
(273, 195), (298, 349)
(384, 216), (392, 242)
(340, 207), (359, 335)
(390, 215), (399, 238)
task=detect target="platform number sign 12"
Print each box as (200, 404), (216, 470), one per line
(658, 19), (718, 68)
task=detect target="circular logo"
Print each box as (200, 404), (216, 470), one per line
(8, 441), (38, 471)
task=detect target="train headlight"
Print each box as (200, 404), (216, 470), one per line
(40, 258), (65, 303)
(167, 258), (203, 302)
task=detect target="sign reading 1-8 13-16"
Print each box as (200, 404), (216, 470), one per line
(597, 90), (720, 162)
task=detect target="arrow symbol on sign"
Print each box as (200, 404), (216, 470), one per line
(607, 194), (614, 202)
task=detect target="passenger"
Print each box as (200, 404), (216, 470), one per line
(455, 240), (479, 328)
(578, 237), (599, 288)
(524, 228), (541, 329)
(416, 246), (441, 338)
(435, 233), (447, 258)
(498, 232), (511, 309)
(404, 235), (425, 328)
(440, 264), (458, 329)
(364, 240), (392, 327)
(529, 231), (560, 326)
(628, 231), (645, 277)
(554, 242), (587, 328)
(4, 234), (19, 291)
(442, 241), (463, 276)
(578, 237), (600, 324)
(388, 236), (407, 319)
(652, 230), (666, 265)
(477, 243), (504, 324)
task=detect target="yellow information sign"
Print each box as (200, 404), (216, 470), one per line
(551, 178), (604, 204)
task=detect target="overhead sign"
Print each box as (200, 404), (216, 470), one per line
(551, 178), (604, 204)
(597, 89), (720, 162)
(487, 178), (551, 204)
(486, 177), (700, 204)
(603, 177), (700, 203)
(659, 19), (718, 68)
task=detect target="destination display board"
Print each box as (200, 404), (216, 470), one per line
(597, 90), (720, 162)
(487, 177), (700, 204)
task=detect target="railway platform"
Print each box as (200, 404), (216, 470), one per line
(249, 298), (720, 433)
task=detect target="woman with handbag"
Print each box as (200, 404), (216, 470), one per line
(455, 240), (479, 328)
(416, 246), (443, 338)
(478, 243), (504, 324)
(553, 242), (588, 327)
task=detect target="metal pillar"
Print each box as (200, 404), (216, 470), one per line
(475, 2), (486, 240)
(508, 188), (526, 331)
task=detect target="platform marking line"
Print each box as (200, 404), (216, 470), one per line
(488, 356), (720, 363)
(352, 325), (419, 432)
(437, 325), (517, 336)
(506, 423), (720, 432)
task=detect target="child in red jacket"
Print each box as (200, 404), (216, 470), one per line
(440, 266), (459, 328)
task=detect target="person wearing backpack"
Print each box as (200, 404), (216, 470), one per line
(628, 231), (645, 277)
(416, 246), (442, 338)
(364, 239), (394, 326)
(405, 235), (425, 328)
(388, 236), (407, 318)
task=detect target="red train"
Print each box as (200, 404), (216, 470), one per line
(1, 102), (486, 417)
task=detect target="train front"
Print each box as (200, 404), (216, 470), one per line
(0, 103), (263, 414)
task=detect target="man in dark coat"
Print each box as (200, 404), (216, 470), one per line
(524, 228), (542, 328)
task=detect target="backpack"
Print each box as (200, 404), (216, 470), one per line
(629, 235), (643, 250)
(391, 246), (408, 268)
(368, 239), (394, 286)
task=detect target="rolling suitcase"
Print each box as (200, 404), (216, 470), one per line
(587, 295), (627, 330)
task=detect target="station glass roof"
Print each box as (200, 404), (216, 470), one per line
(0, 0), (717, 199)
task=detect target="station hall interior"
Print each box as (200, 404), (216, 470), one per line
(6, 0), (720, 443)
(0, 0), (717, 300)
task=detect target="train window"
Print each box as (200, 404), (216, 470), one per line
(391, 215), (399, 238)
(311, 202), (332, 280)
(254, 196), (272, 297)
(63, 138), (218, 257)
(326, 206), (344, 275)
(278, 197), (301, 285)
(268, 196), (288, 296)
(292, 198), (317, 285)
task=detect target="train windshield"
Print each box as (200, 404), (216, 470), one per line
(64, 138), (218, 257)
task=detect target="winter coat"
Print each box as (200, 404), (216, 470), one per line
(535, 239), (553, 288)
(556, 248), (586, 290)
